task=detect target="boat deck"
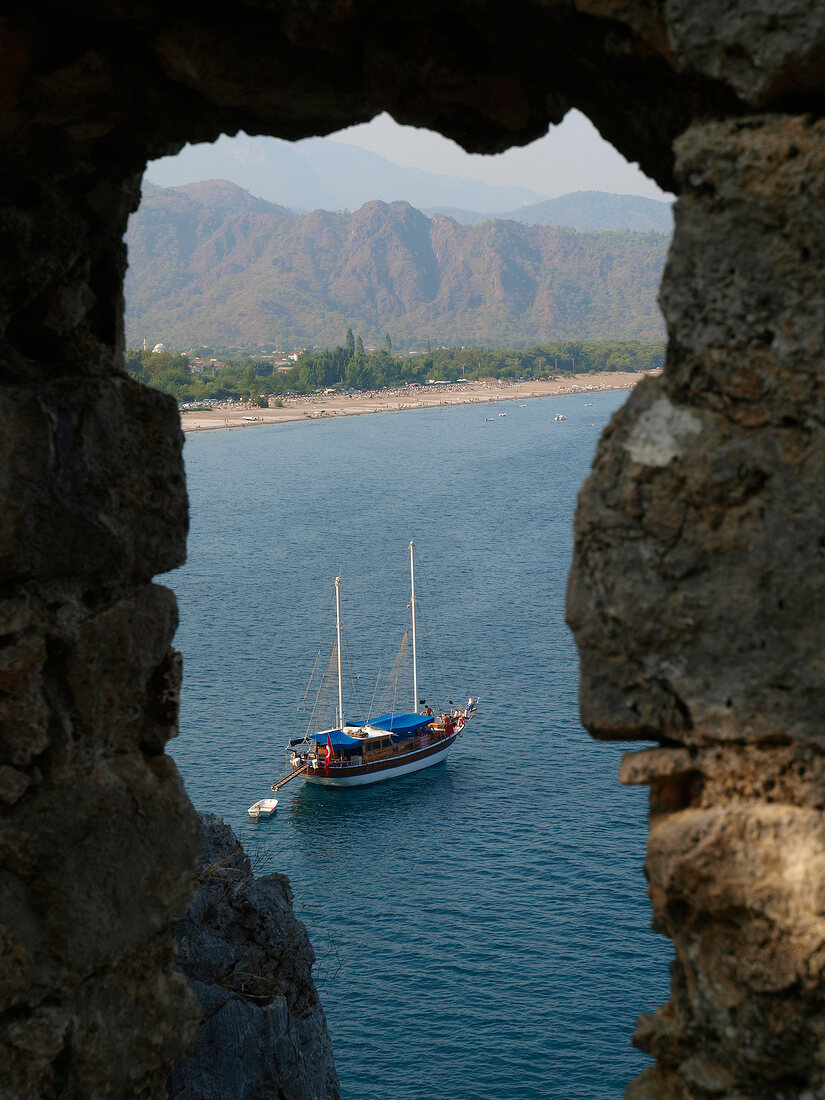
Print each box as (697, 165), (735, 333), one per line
(287, 724), (460, 784)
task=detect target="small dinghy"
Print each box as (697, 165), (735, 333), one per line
(248, 797), (278, 818)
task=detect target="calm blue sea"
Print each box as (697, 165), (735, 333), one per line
(166, 390), (671, 1099)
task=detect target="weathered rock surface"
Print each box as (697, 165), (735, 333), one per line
(0, 582), (201, 1097)
(568, 111), (825, 1098)
(618, 741), (825, 1100)
(2, 2), (825, 1098)
(168, 815), (340, 1100)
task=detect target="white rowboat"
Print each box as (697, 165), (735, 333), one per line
(248, 798), (278, 817)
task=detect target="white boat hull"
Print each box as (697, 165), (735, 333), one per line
(301, 734), (457, 787)
(248, 798), (278, 817)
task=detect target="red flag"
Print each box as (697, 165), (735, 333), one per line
(324, 734), (333, 772)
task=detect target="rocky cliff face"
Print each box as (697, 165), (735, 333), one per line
(2, 2), (825, 1098)
(169, 815), (339, 1100)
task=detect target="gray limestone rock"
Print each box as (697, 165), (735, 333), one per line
(168, 814), (340, 1100)
(568, 108), (825, 1097)
(666, 0), (825, 105)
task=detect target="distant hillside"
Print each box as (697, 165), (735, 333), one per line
(125, 180), (667, 348)
(424, 191), (673, 232)
(145, 132), (547, 215)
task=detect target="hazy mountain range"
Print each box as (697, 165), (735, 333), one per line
(125, 180), (668, 349)
(145, 133), (546, 216)
(145, 133), (673, 230)
(424, 191), (672, 232)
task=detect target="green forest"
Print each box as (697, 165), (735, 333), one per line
(125, 335), (666, 405)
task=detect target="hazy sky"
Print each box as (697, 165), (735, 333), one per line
(330, 109), (670, 201)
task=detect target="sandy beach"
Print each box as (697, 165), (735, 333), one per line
(179, 371), (658, 433)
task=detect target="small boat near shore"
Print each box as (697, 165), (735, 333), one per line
(272, 542), (477, 791)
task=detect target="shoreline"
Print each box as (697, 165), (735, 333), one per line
(179, 371), (659, 433)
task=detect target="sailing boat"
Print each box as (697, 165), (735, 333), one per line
(272, 541), (477, 790)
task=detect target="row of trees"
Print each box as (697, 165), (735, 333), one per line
(124, 347), (273, 405)
(124, 335), (665, 404)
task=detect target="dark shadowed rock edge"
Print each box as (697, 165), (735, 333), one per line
(168, 815), (340, 1100)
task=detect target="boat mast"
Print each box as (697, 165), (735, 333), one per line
(335, 577), (344, 729)
(409, 540), (418, 712)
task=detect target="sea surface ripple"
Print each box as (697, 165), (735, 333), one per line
(167, 389), (672, 1099)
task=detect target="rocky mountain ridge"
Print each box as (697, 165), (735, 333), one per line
(125, 180), (667, 348)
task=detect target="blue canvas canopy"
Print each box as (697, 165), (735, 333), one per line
(290, 713), (433, 751)
(313, 729), (364, 748)
(288, 729), (363, 749)
(369, 712), (434, 739)
(345, 712), (432, 735)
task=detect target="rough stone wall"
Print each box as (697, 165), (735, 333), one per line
(2, 2), (825, 1098)
(0, 165), (203, 1093)
(568, 107), (825, 1098)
